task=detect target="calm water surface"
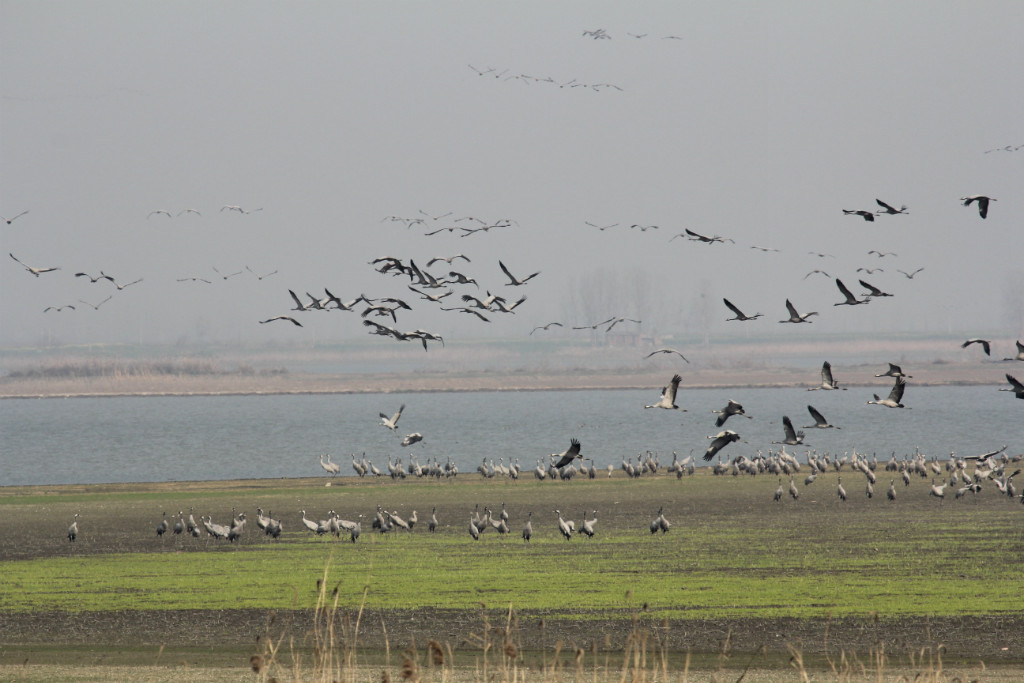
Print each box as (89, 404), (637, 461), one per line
(1, 386), (1019, 486)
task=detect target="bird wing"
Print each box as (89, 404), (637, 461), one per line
(723, 298), (744, 318)
(836, 279), (857, 302)
(498, 260), (517, 283)
(807, 405), (827, 426)
(1007, 374), (1024, 391)
(821, 362), (834, 385)
(981, 340), (991, 355)
(889, 377), (906, 403)
(859, 280), (882, 296)
(782, 416), (797, 441)
(875, 199), (896, 212)
(785, 299), (799, 319)
(664, 374), (682, 403)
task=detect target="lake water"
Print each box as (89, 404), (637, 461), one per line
(1, 386), (1019, 486)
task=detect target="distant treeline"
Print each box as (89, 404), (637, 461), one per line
(5, 359), (288, 379)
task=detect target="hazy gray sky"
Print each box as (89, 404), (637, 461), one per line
(2, 2), (1022, 350)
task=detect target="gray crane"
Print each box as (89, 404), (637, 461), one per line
(774, 479), (784, 502)
(713, 399), (750, 427)
(67, 513), (79, 542)
(723, 298), (763, 321)
(803, 405), (840, 429)
(650, 507), (670, 534)
(644, 374), (684, 410)
(704, 430), (740, 461)
(522, 511), (533, 542)
(380, 404), (405, 431)
(837, 477), (847, 501)
(961, 194), (995, 219)
(774, 416), (806, 445)
(808, 361), (845, 390)
(580, 511), (597, 538)
(834, 278), (869, 306)
(428, 507), (438, 533)
(779, 299), (818, 324)
(156, 511), (168, 538)
(868, 376), (908, 408)
(551, 439), (583, 469)
(1001, 373), (1024, 399)
(468, 515), (480, 541)
(1003, 341), (1024, 362)
(172, 511), (185, 535)
(887, 480), (896, 501)
(555, 510), (574, 540)
(875, 363), (911, 379)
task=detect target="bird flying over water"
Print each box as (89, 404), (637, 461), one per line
(712, 399), (749, 427)
(643, 348), (689, 363)
(804, 405), (840, 429)
(774, 416), (806, 445)
(704, 430), (740, 461)
(551, 439), (582, 468)
(1003, 340), (1024, 362)
(380, 404), (405, 431)
(875, 363), (911, 379)
(644, 374), (684, 410)
(1001, 374), (1024, 399)
(808, 361), (845, 391)
(961, 338), (991, 356)
(868, 376), (908, 408)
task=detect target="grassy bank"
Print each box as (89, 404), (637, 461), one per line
(1, 472), (1022, 680)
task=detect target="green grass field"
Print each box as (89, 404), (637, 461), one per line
(1, 470), (1023, 680)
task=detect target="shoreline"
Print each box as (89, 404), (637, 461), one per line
(0, 361), (1006, 399)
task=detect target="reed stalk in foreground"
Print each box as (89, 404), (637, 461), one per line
(250, 565), (983, 683)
